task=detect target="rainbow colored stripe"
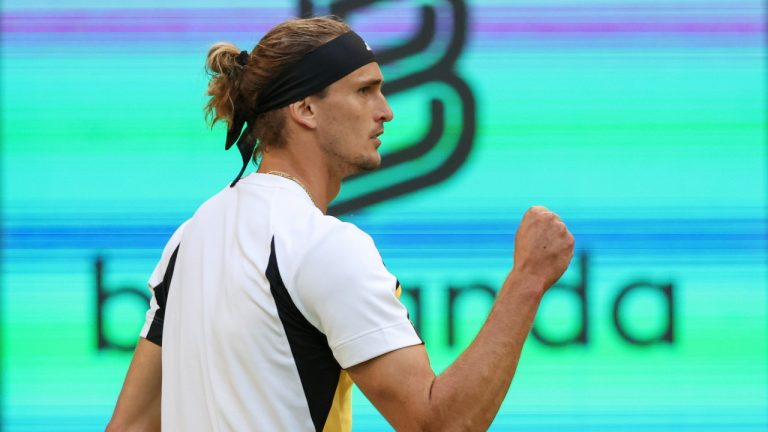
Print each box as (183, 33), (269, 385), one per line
(2, 0), (766, 430)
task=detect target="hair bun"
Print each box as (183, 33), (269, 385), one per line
(206, 42), (241, 76)
(236, 50), (250, 66)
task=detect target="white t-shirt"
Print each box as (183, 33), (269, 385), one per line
(140, 173), (422, 431)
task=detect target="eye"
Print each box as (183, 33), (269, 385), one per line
(358, 86), (370, 95)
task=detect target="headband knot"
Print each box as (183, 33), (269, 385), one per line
(235, 50), (249, 66)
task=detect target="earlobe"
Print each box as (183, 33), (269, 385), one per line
(288, 99), (317, 129)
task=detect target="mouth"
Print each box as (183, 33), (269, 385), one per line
(371, 129), (384, 147)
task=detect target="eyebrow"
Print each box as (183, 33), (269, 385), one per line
(357, 78), (383, 87)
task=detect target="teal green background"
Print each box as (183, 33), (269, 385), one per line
(2, 0), (766, 430)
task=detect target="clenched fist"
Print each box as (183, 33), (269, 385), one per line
(512, 206), (575, 291)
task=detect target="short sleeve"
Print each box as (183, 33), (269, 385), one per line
(139, 220), (188, 345)
(293, 223), (422, 369)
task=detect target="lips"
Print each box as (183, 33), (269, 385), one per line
(371, 130), (383, 148)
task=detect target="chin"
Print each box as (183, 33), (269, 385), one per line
(349, 151), (381, 173)
(361, 153), (382, 171)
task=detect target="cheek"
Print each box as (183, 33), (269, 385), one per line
(318, 98), (368, 145)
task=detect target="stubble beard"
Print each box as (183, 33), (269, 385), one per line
(322, 141), (381, 178)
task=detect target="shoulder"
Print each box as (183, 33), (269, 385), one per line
(288, 216), (393, 300)
(148, 220), (190, 288)
(304, 217), (382, 267)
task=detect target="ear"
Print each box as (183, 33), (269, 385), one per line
(287, 98), (317, 129)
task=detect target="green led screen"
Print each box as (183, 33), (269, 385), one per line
(2, 0), (766, 430)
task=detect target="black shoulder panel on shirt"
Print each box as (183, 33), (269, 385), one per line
(266, 237), (340, 432)
(146, 245), (180, 346)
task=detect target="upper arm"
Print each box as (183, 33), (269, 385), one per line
(291, 223), (422, 368)
(108, 222), (187, 431)
(347, 344), (437, 432)
(139, 221), (187, 345)
(291, 223), (431, 428)
(107, 338), (162, 432)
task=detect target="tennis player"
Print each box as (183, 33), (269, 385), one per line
(107, 16), (574, 432)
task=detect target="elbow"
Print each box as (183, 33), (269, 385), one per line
(104, 420), (122, 432)
(105, 418), (156, 432)
(421, 421), (482, 432)
(418, 409), (493, 432)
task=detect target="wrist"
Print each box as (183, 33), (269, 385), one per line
(502, 270), (547, 300)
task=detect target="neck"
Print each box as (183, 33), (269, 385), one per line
(257, 145), (341, 214)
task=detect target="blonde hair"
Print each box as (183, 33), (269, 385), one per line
(204, 17), (351, 160)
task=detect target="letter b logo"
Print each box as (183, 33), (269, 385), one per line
(301, 0), (477, 215)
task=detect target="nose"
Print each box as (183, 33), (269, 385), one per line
(378, 93), (394, 123)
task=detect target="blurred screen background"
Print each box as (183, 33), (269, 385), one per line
(2, 0), (766, 430)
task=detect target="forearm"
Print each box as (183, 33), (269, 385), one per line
(349, 207), (573, 431)
(426, 272), (544, 431)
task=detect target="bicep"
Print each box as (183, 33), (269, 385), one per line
(346, 344), (437, 431)
(107, 338), (161, 432)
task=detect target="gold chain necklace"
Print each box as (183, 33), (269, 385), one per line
(266, 170), (317, 207)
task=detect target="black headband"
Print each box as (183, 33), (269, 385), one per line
(225, 31), (376, 187)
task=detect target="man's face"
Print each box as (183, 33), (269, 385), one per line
(312, 63), (394, 176)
